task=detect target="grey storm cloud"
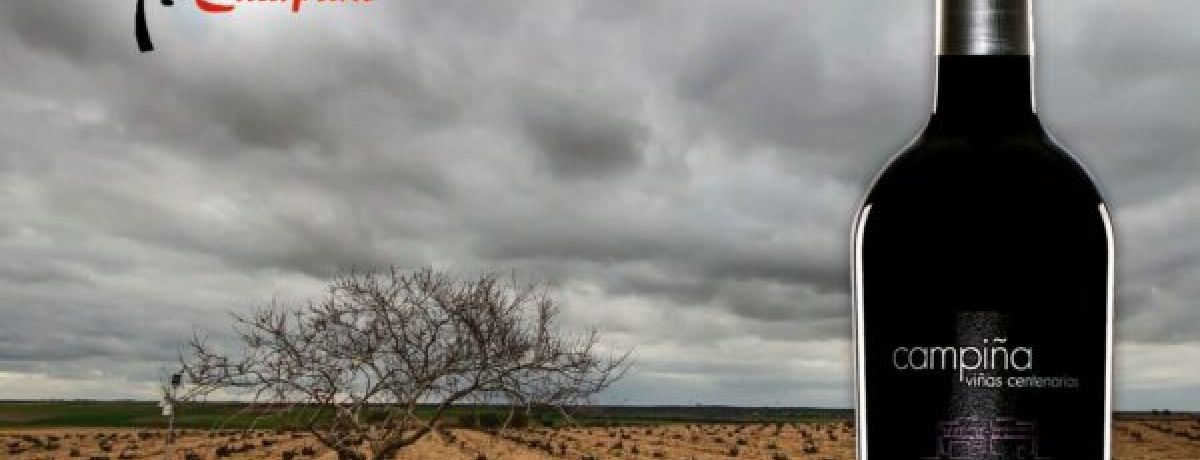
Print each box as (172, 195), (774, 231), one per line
(0, 0), (1198, 408)
(517, 87), (648, 179)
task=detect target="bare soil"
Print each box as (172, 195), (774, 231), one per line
(3, 420), (1197, 460)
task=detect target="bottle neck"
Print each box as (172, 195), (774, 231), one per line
(933, 55), (1035, 117)
(931, 0), (1038, 132)
(937, 0), (1033, 56)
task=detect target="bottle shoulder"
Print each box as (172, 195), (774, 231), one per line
(862, 121), (1106, 208)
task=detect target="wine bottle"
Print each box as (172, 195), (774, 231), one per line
(851, 1), (1114, 459)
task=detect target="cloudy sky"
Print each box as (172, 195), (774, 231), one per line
(0, 0), (1198, 409)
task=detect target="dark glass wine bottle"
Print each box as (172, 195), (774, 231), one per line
(852, 1), (1114, 459)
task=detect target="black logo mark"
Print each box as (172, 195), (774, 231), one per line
(135, 0), (175, 53)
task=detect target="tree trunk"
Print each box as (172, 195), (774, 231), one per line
(369, 426), (433, 460)
(336, 449), (365, 460)
(371, 445), (399, 460)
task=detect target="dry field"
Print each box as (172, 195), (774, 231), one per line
(3, 420), (1198, 460)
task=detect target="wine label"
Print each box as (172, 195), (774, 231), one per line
(892, 312), (1076, 390)
(929, 312), (1065, 459)
(863, 307), (1105, 460)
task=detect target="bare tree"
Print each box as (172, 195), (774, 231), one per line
(180, 267), (631, 460)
